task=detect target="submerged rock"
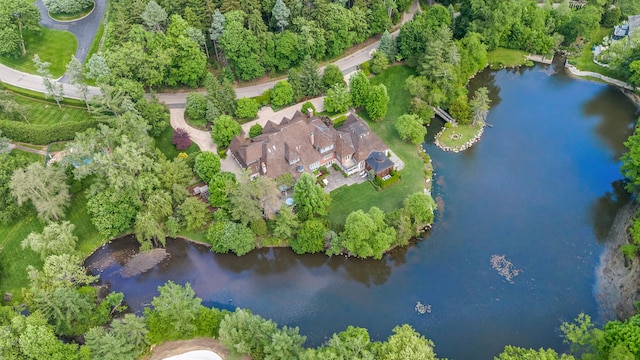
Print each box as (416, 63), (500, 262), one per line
(120, 248), (168, 278)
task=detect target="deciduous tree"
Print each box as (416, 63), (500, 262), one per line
(211, 114), (241, 148)
(172, 128), (192, 150)
(290, 219), (326, 254)
(21, 221), (77, 261)
(66, 55), (90, 111)
(324, 84), (351, 113)
(178, 197), (210, 231)
(206, 219), (256, 255)
(194, 152), (221, 183)
(33, 55), (64, 109)
(0, 0), (40, 57)
(365, 84), (389, 121)
(10, 162), (70, 222)
(271, 80), (294, 107)
(322, 64), (345, 89)
(349, 70), (370, 109)
(292, 172), (331, 221)
(396, 114), (426, 144)
(235, 97), (259, 120)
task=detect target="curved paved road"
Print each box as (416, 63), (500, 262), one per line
(35, 0), (108, 82)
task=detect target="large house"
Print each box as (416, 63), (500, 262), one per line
(612, 15), (640, 40)
(229, 110), (394, 180)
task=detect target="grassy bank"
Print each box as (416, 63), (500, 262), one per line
(14, 94), (93, 125)
(327, 66), (425, 226)
(487, 48), (528, 69)
(436, 123), (483, 150)
(0, 27), (77, 78)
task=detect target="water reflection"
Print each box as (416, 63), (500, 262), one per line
(590, 180), (631, 243)
(583, 88), (639, 159)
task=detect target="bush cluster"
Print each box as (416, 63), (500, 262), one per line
(0, 119), (101, 145)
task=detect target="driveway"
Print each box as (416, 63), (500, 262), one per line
(35, 0), (108, 82)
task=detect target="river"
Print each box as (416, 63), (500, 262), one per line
(85, 64), (638, 359)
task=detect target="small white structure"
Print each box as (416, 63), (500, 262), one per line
(163, 350), (223, 360)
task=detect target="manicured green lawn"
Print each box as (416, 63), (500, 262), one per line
(14, 94), (94, 125)
(436, 123), (483, 149)
(155, 125), (201, 159)
(327, 66), (425, 227)
(568, 27), (624, 80)
(0, 27), (77, 78)
(487, 48), (528, 69)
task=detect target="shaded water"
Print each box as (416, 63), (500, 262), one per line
(86, 64), (638, 359)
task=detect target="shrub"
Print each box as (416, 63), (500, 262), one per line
(185, 93), (207, 120)
(0, 119), (100, 145)
(360, 61), (371, 76)
(254, 90), (271, 107)
(43, 0), (93, 14)
(622, 244), (638, 260)
(333, 115), (347, 128)
(249, 124), (263, 138)
(172, 128), (192, 150)
(301, 101), (316, 116)
(235, 98), (259, 121)
(271, 81), (293, 108)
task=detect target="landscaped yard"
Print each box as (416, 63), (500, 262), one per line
(155, 125), (201, 159)
(487, 48), (528, 69)
(327, 66), (426, 226)
(568, 27), (623, 80)
(0, 27), (77, 78)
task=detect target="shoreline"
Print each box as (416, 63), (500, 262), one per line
(595, 200), (640, 321)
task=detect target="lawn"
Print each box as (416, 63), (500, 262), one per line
(436, 123), (483, 149)
(327, 66), (425, 227)
(155, 125), (201, 159)
(14, 94), (94, 125)
(568, 27), (623, 80)
(486, 48), (528, 69)
(0, 27), (77, 78)
(0, 164), (104, 301)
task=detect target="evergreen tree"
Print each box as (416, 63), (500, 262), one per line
(272, 0), (291, 31)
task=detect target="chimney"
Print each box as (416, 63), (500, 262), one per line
(261, 162), (267, 175)
(307, 108), (314, 117)
(310, 132), (315, 146)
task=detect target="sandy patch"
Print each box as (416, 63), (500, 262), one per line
(146, 338), (251, 360)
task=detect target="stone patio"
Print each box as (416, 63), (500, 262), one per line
(322, 167), (368, 193)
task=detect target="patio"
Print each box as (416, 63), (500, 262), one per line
(323, 167), (368, 193)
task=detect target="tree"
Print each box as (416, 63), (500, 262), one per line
(0, 0), (40, 57)
(66, 55), (90, 111)
(42, 0), (92, 14)
(316, 326), (376, 359)
(322, 64), (345, 89)
(290, 219), (326, 254)
(396, 114), (427, 144)
(178, 197), (210, 231)
(84, 314), (149, 360)
(0, 90), (28, 122)
(10, 313), (80, 359)
(272, 0), (291, 31)
(212, 114), (241, 148)
(85, 53), (110, 84)
(495, 346), (574, 360)
(370, 51), (389, 74)
(33, 55), (63, 109)
(377, 324), (439, 360)
(265, 325), (306, 359)
(340, 207), (395, 259)
(470, 87), (491, 125)
(21, 221), (77, 261)
(185, 93), (208, 120)
(349, 70), (370, 108)
(31, 285), (95, 336)
(0, 129), (10, 154)
(292, 172), (331, 221)
(299, 57), (323, 97)
(172, 128), (192, 150)
(235, 97), (259, 120)
(145, 281), (202, 341)
(378, 30), (397, 60)
(86, 189), (139, 238)
(301, 101), (316, 116)
(366, 84), (389, 121)
(324, 84), (351, 113)
(194, 152), (221, 183)
(271, 80), (294, 107)
(208, 171), (236, 208)
(140, 0), (167, 32)
(219, 309), (278, 359)
(273, 205), (299, 240)
(206, 220), (256, 255)
(209, 9), (225, 62)
(403, 192), (436, 234)
(10, 162), (70, 222)
(219, 10), (265, 80)
(249, 124), (263, 138)
(449, 95), (471, 125)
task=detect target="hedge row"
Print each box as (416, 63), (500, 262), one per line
(0, 119), (102, 145)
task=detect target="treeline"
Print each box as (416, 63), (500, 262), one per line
(97, 0), (412, 88)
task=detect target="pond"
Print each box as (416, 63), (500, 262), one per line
(85, 64), (638, 359)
